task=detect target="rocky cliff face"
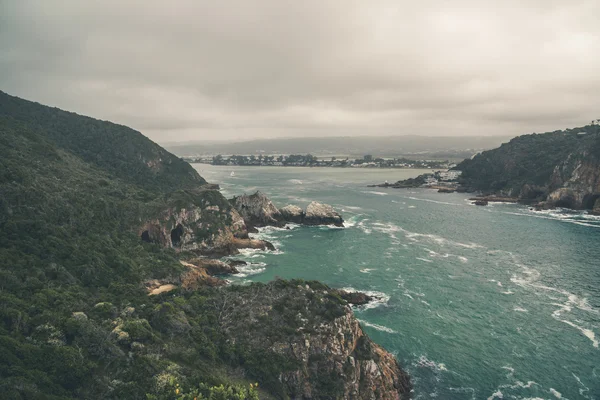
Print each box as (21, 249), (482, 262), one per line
(304, 201), (344, 227)
(230, 191), (284, 228)
(456, 124), (600, 211)
(139, 188), (273, 256)
(214, 280), (411, 399)
(231, 191), (345, 228)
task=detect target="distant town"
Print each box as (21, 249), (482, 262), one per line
(184, 154), (457, 169)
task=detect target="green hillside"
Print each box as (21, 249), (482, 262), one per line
(0, 91), (407, 400)
(456, 124), (600, 206)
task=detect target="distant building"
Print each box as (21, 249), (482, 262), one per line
(438, 170), (462, 181)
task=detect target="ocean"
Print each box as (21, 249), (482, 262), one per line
(194, 164), (600, 400)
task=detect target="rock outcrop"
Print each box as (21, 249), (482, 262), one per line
(333, 289), (374, 306)
(139, 189), (273, 256)
(230, 191), (283, 228)
(231, 191), (345, 228)
(304, 201), (344, 226)
(279, 204), (305, 224)
(214, 280), (411, 399)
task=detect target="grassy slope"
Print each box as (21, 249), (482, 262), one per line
(0, 92), (315, 399)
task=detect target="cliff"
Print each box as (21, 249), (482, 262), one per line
(231, 191), (345, 228)
(0, 91), (408, 399)
(211, 280), (411, 399)
(456, 124), (600, 211)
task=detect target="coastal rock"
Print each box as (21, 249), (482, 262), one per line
(230, 191), (283, 228)
(179, 261), (226, 289)
(185, 258), (239, 275)
(473, 200), (488, 206)
(546, 188), (579, 209)
(215, 281), (411, 399)
(279, 204), (305, 224)
(304, 201), (344, 226)
(437, 188), (455, 193)
(334, 289), (374, 306)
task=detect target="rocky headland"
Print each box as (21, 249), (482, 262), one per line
(230, 191), (345, 228)
(456, 124), (600, 213)
(0, 90), (409, 399)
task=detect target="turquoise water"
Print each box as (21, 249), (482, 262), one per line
(194, 164), (600, 400)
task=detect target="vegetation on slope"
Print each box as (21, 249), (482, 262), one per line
(0, 92), (404, 399)
(456, 124), (600, 199)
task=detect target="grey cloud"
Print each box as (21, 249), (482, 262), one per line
(1, 0), (599, 142)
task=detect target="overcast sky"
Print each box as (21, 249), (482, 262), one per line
(1, 0), (599, 143)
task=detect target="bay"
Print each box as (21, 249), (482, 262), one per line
(194, 164), (600, 399)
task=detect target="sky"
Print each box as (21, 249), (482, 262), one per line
(1, 0), (599, 143)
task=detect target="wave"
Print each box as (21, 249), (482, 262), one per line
(340, 287), (390, 310)
(356, 319), (397, 334)
(399, 195), (463, 206)
(288, 179), (303, 184)
(361, 190), (389, 196)
(370, 221), (484, 249)
(235, 262), (267, 278)
(508, 253), (599, 348)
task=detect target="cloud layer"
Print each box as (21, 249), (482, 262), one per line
(1, 0), (599, 142)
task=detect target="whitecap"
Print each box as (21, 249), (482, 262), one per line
(550, 388), (562, 398)
(361, 190), (389, 196)
(486, 390), (503, 400)
(513, 306), (528, 312)
(416, 257), (434, 263)
(360, 268), (375, 273)
(341, 287), (391, 310)
(357, 319), (397, 334)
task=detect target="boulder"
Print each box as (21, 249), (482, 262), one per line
(279, 204), (305, 224)
(473, 200), (488, 206)
(304, 201), (344, 227)
(334, 290), (374, 306)
(230, 191), (283, 228)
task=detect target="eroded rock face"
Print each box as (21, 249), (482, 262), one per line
(304, 201), (344, 226)
(215, 281), (411, 399)
(279, 204), (305, 224)
(230, 191), (283, 228)
(185, 258), (239, 275)
(139, 189), (274, 256)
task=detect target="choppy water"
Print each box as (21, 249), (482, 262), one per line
(194, 164), (600, 399)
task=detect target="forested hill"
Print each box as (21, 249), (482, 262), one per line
(0, 90), (204, 193)
(0, 92), (410, 399)
(456, 123), (600, 210)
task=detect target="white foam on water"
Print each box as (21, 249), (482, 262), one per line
(486, 390), (503, 400)
(340, 287), (391, 310)
(408, 205), (417, 208)
(356, 219), (372, 234)
(414, 355), (450, 374)
(356, 319), (397, 334)
(558, 319), (599, 348)
(235, 262), (267, 277)
(361, 190), (389, 196)
(360, 268), (375, 273)
(399, 195), (463, 206)
(572, 373), (591, 398)
(416, 257), (434, 263)
(288, 179), (303, 184)
(513, 306), (528, 312)
(550, 388), (562, 398)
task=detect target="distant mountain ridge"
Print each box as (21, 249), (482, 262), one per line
(456, 124), (600, 211)
(165, 135), (512, 158)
